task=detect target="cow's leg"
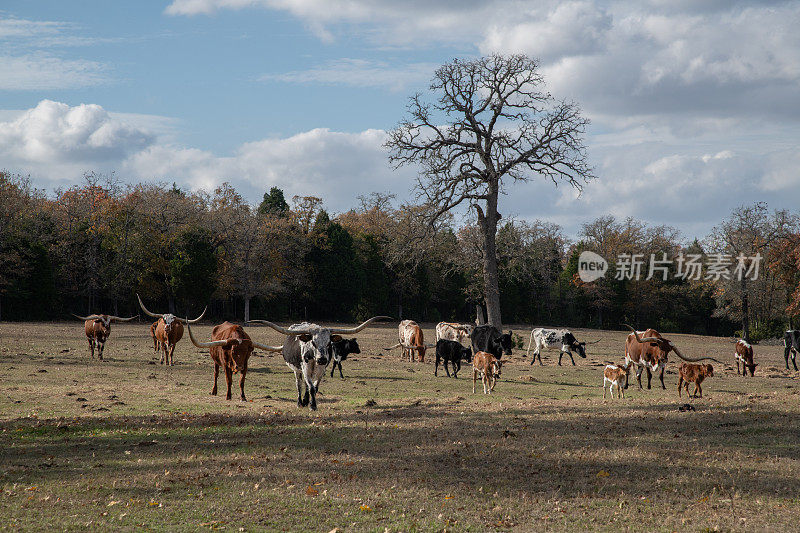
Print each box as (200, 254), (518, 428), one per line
(658, 368), (666, 390)
(168, 344), (176, 366)
(444, 359), (451, 378)
(292, 369), (305, 407)
(306, 377), (318, 410)
(695, 382), (702, 398)
(603, 379), (607, 399)
(211, 363), (219, 395)
(678, 376), (683, 397)
(473, 369), (477, 394)
(239, 365), (247, 402)
(568, 350), (576, 366)
(792, 348), (799, 371)
(338, 361), (345, 379)
(635, 365), (644, 389)
(160, 343), (168, 365)
(646, 367), (652, 389)
(224, 366), (233, 400)
(453, 359), (460, 378)
(558, 351), (563, 366)
(736, 356), (741, 375)
(330, 360), (336, 377)
(619, 381), (624, 399)
(434, 354), (440, 376)
(88, 339), (94, 360)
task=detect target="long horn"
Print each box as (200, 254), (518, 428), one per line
(586, 339), (601, 345)
(137, 294), (164, 319)
(624, 324), (660, 343)
(247, 320), (305, 336)
(72, 314), (102, 321)
(109, 315), (138, 322)
(178, 305), (207, 324)
(330, 316), (393, 334)
(186, 322), (237, 348)
(384, 343), (402, 350)
(251, 340), (283, 352)
(668, 341), (722, 363)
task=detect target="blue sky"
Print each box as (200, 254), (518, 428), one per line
(2, 1), (800, 239)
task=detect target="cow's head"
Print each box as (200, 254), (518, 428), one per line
(705, 364), (714, 377)
(491, 359), (503, 379)
(73, 313), (137, 331)
(137, 294), (206, 332)
(565, 333), (587, 358)
(461, 346), (473, 363)
(252, 316), (391, 367)
(297, 329), (333, 365)
(746, 362), (758, 376)
(496, 331), (513, 356)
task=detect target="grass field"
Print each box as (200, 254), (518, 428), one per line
(1, 322), (799, 532)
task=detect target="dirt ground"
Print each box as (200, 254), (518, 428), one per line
(1, 321), (799, 531)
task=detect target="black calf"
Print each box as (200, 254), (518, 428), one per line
(330, 338), (360, 378)
(435, 339), (472, 378)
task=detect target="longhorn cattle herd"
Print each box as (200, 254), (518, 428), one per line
(71, 298), (795, 409)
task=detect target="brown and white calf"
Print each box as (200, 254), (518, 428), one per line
(603, 364), (629, 399)
(472, 351), (503, 394)
(734, 339), (757, 376)
(435, 322), (473, 344)
(150, 321), (162, 353)
(73, 314), (137, 360)
(385, 319), (427, 362)
(678, 363), (714, 398)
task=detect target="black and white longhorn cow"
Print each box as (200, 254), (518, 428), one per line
(784, 330), (800, 371)
(249, 317), (389, 410)
(526, 328), (591, 366)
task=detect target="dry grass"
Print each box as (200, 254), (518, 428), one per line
(1, 322), (799, 531)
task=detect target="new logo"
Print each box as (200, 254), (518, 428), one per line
(578, 251), (608, 282)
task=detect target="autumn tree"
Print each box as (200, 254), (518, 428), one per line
(708, 203), (796, 341)
(386, 54), (594, 327)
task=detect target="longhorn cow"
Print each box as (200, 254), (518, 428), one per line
(624, 325), (720, 390)
(137, 294), (207, 366)
(73, 313), (137, 360)
(385, 320), (427, 362)
(187, 321), (281, 401)
(249, 317), (390, 410)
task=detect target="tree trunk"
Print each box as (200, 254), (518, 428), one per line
(244, 295), (251, 323)
(475, 303), (486, 325)
(741, 277), (750, 342)
(477, 186), (502, 329)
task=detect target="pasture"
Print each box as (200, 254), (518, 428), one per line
(1, 322), (799, 532)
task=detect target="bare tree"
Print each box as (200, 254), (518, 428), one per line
(708, 202), (796, 342)
(386, 54), (594, 327)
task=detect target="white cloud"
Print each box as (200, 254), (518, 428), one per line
(0, 100), (154, 180)
(261, 59), (437, 90)
(125, 128), (411, 212)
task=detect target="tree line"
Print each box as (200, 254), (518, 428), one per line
(2, 170), (799, 340)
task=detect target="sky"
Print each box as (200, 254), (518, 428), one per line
(1, 0), (799, 240)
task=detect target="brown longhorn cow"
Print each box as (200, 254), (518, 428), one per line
(187, 321), (281, 401)
(73, 314), (137, 360)
(385, 319), (427, 362)
(137, 294), (207, 366)
(623, 325), (720, 390)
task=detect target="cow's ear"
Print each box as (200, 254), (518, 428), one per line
(298, 334), (313, 343)
(331, 335), (343, 343)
